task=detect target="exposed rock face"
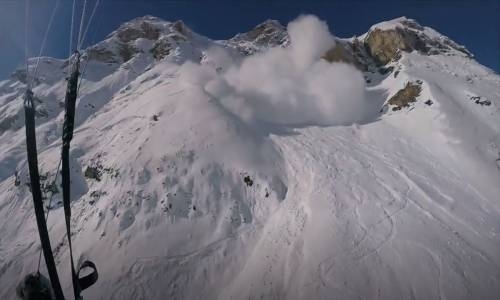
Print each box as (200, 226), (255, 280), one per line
(227, 20), (289, 55)
(470, 95), (492, 106)
(323, 42), (366, 70)
(323, 43), (356, 63)
(171, 20), (190, 38)
(84, 166), (102, 181)
(364, 17), (472, 66)
(246, 20), (286, 44)
(118, 43), (139, 62)
(116, 21), (160, 42)
(150, 39), (171, 60)
(87, 47), (117, 63)
(225, 17), (471, 74)
(388, 81), (422, 110)
(400, 19), (425, 31)
(91, 17), (194, 63)
(365, 28), (426, 65)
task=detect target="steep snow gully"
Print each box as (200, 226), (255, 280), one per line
(1, 15), (500, 300)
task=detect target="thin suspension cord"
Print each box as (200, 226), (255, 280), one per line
(79, 0), (101, 50)
(69, 0), (77, 58)
(77, 9), (103, 95)
(34, 40), (90, 273)
(77, 0), (88, 51)
(29, 0), (100, 285)
(76, 56), (93, 98)
(51, 27), (96, 273)
(24, 0), (30, 89)
(34, 0), (82, 272)
(25, 0), (62, 284)
(33, 0), (60, 82)
(77, 60), (88, 93)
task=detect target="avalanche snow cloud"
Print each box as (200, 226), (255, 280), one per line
(182, 15), (369, 126)
(2, 12), (500, 300)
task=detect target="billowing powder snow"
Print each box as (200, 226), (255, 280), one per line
(0, 14), (500, 300)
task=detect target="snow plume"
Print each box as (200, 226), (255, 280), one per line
(180, 15), (369, 127)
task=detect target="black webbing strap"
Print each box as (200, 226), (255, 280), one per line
(77, 261), (98, 291)
(62, 52), (98, 300)
(24, 89), (66, 300)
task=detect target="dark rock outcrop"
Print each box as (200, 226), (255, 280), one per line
(116, 21), (160, 43)
(85, 166), (102, 181)
(150, 39), (171, 60)
(322, 42), (365, 70)
(87, 47), (117, 63)
(388, 81), (422, 110)
(363, 18), (472, 66)
(118, 43), (139, 62)
(365, 27), (427, 65)
(227, 20), (289, 55)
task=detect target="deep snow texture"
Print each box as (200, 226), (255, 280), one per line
(1, 15), (500, 300)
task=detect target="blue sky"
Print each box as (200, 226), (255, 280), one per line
(0, 0), (498, 79)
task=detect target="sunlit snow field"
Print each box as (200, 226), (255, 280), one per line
(1, 15), (500, 300)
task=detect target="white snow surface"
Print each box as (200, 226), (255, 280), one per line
(1, 15), (500, 300)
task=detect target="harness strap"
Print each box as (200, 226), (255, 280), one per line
(24, 89), (65, 300)
(77, 261), (98, 291)
(61, 52), (98, 300)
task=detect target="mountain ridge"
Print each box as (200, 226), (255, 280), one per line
(1, 15), (500, 300)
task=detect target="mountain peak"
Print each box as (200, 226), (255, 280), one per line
(363, 16), (472, 65)
(369, 16), (424, 32)
(109, 16), (192, 43)
(125, 15), (167, 25)
(88, 16), (202, 64)
(1, 14), (500, 300)
(254, 19), (285, 30)
(227, 19), (288, 55)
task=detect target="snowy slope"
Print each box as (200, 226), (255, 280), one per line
(1, 15), (500, 300)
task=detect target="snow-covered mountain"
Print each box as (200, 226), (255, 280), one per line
(1, 15), (500, 300)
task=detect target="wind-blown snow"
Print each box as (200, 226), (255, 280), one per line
(1, 14), (500, 300)
(191, 15), (371, 126)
